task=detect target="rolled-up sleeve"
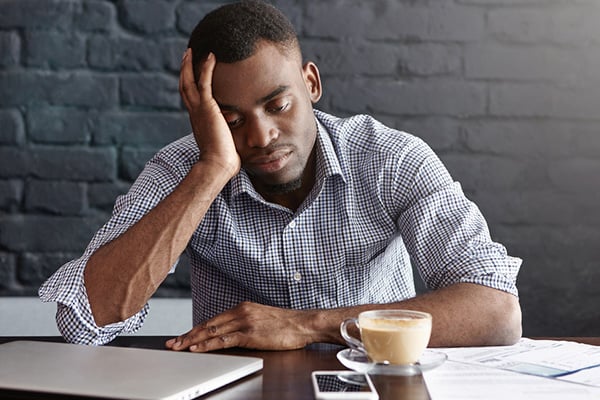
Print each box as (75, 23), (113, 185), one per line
(38, 162), (176, 345)
(39, 254), (149, 345)
(394, 139), (521, 296)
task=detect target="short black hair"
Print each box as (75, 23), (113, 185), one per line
(188, 0), (299, 72)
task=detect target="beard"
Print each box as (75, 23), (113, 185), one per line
(261, 176), (303, 194)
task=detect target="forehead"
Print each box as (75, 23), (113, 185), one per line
(211, 42), (303, 105)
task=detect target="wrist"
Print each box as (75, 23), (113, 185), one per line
(180, 161), (237, 205)
(197, 153), (241, 180)
(306, 309), (346, 345)
(191, 158), (238, 184)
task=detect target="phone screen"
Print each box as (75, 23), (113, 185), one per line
(315, 373), (372, 393)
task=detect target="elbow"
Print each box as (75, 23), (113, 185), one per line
(507, 296), (523, 344)
(86, 289), (131, 328)
(89, 305), (125, 328)
(491, 294), (522, 346)
(84, 261), (124, 327)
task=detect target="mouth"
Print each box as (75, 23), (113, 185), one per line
(247, 150), (292, 174)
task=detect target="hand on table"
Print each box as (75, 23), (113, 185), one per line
(165, 301), (317, 352)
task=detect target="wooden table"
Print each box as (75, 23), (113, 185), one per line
(0, 336), (597, 399)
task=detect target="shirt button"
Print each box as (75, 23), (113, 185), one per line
(293, 272), (302, 282)
(288, 220), (297, 229)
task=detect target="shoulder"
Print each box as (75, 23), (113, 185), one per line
(314, 109), (434, 164)
(122, 134), (198, 200)
(152, 134), (199, 163)
(146, 134), (199, 178)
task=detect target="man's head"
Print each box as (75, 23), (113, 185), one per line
(188, 0), (300, 78)
(187, 1), (322, 206)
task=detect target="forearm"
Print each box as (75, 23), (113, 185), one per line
(84, 161), (233, 327)
(310, 283), (522, 347)
(394, 283), (521, 346)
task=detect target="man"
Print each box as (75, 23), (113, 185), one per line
(40, 0), (522, 351)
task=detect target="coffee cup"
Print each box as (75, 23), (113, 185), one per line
(340, 309), (432, 365)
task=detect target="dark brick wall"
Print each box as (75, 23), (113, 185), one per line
(1, 0), (599, 337)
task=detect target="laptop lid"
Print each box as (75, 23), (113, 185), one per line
(0, 340), (263, 400)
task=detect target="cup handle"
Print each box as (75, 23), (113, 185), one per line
(340, 318), (366, 353)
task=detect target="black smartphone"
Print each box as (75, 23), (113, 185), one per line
(311, 371), (378, 400)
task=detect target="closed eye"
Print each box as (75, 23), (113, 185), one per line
(227, 118), (243, 128)
(223, 113), (244, 129)
(267, 102), (289, 114)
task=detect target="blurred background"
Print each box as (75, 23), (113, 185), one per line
(0, 0), (598, 337)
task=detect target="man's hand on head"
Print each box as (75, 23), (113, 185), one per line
(180, 49), (241, 177)
(165, 302), (319, 352)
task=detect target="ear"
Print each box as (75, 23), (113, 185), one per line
(302, 61), (322, 104)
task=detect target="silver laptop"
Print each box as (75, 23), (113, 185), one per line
(0, 340), (263, 400)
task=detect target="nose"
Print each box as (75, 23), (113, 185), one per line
(245, 116), (278, 148)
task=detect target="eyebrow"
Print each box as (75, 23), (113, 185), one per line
(217, 85), (290, 112)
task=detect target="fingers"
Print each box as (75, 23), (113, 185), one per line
(165, 302), (264, 352)
(189, 330), (243, 352)
(178, 49), (241, 175)
(179, 48), (197, 111)
(166, 310), (242, 350)
(166, 317), (245, 352)
(164, 302), (311, 353)
(196, 52), (217, 104)
(179, 48), (216, 112)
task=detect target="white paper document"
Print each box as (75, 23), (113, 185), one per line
(437, 337), (600, 386)
(423, 337), (600, 399)
(424, 361), (600, 400)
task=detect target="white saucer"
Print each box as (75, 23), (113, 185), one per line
(336, 348), (447, 376)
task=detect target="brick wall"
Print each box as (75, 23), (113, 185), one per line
(1, 0), (599, 337)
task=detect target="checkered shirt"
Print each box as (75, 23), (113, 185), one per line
(39, 110), (521, 345)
